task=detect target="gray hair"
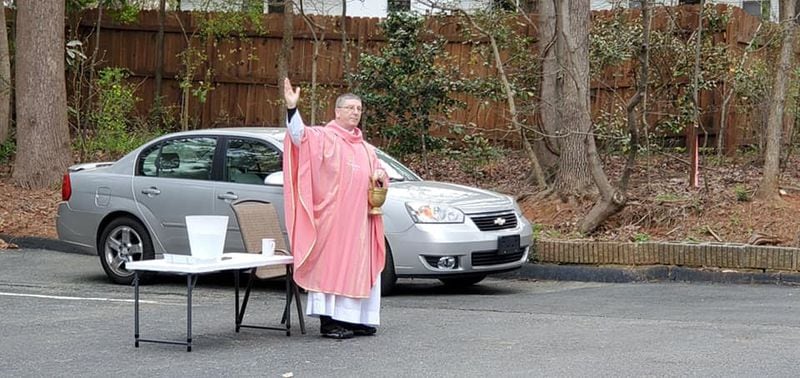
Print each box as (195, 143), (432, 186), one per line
(335, 93), (362, 108)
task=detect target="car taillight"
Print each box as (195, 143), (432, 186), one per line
(61, 172), (72, 201)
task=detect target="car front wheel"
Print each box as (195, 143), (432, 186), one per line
(98, 216), (155, 285)
(380, 240), (397, 296)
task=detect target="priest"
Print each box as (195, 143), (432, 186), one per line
(281, 77), (387, 339)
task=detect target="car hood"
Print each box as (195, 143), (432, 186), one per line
(387, 181), (514, 214)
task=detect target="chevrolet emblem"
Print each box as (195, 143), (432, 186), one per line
(493, 217), (506, 226)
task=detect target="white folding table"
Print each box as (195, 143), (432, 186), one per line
(126, 253), (304, 352)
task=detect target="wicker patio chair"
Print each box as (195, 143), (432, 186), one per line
(231, 199), (305, 335)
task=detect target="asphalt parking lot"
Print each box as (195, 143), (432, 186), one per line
(4, 248), (800, 377)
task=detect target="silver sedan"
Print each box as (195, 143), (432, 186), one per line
(56, 128), (533, 294)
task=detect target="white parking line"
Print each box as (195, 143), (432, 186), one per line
(0, 291), (160, 304)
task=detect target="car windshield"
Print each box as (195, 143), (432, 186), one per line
(375, 149), (422, 182)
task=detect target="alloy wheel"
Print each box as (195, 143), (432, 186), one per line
(103, 225), (144, 278)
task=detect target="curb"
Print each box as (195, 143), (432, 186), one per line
(534, 240), (800, 273)
(7, 234), (800, 286)
(0, 234), (92, 255)
(497, 263), (800, 286)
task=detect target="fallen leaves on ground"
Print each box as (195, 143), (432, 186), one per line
(0, 179), (61, 239)
(2, 150), (800, 246)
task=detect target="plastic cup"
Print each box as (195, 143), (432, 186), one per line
(261, 238), (276, 256)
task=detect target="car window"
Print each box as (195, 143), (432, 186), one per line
(225, 138), (282, 185)
(137, 137), (217, 180)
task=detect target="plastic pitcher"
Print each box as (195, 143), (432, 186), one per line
(185, 215), (228, 262)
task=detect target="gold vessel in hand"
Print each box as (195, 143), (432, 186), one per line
(368, 176), (387, 215)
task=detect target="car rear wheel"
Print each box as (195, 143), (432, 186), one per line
(98, 217), (155, 285)
(380, 240), (397, 296)
(439, 275), (486, 288)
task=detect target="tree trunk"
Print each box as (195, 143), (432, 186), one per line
(89, 5), (101, 118)
(13, 1), (72, 189)
(154, 0), (166, 109)
(552, 0), (594, 199)
(579, 0), (650, 234)
(298, 2), (325, 124)
(277, 1), (294, 124)
(7, 6), (14, 141)
(341, 0), (350, 89)
(578, 135), (626, 233)
(717, 83), (733, 157)
(780, 105), (796, 169)
(537, 0), (560, 173)
(0, 6), (11, 143)
(689, 0), (704, 188)
(311, 37), (321, 125)
(756, 0), (795, 201)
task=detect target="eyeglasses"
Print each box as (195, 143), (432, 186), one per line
(337, 105), (363, 112)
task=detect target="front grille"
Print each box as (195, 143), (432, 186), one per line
(472, 248), (525, 266)
(469, 211), (518, 231)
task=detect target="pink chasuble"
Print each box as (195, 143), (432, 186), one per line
(283, 121), (386, 299)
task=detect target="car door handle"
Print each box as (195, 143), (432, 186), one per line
(217, 192), (239, 201)
(141, 187), (161, 196)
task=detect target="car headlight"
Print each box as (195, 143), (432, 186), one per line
(405, 201), (465, 223)
(509, 195), (523, 213)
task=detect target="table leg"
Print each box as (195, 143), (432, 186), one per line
(291, 267), (306, 334)
(187, 274), (197, 352)
(234, 270), (240, 332)
(134, 271), (140, 348)
(237, 272), (255, 328)
(284, 265), (292, 336)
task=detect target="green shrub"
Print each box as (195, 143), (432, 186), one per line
(734, 184), (750, 202)
(444, 132), (501, 180)
(86, 67), (156, 158)
(531, 223), (543, 242)
(352, 12), (466, 158)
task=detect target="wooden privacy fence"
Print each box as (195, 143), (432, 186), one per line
(76, 5), (763, 149)
(590, 5), (767, 154)
(77, 9), (517, 141)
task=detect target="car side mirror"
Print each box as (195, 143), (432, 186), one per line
(264, 171), (283, 186)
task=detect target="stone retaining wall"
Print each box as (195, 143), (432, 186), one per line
(534, 240), (800, 271)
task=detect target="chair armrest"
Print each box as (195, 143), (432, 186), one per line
(275, 249), (290, 256)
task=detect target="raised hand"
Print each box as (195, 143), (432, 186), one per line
(283, 77), (300, 109)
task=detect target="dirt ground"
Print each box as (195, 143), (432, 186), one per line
(407, 150), (800, 246)
(2, 149), (800, 247)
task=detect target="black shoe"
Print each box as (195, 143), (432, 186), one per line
(320, 324), (354, 339)
(320, 316), (355, 339)
(340, 322), (377, 336)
